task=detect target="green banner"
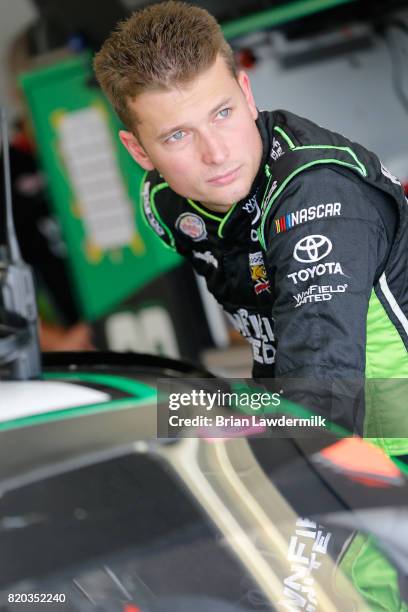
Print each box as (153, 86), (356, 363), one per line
(21, 53), (181, 321)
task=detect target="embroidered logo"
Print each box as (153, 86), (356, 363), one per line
(249, 251), (270, 295)
(176, 213), (207, 241)
(142, 181), (165, 237)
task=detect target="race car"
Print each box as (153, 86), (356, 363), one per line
(0, 351), (407, 611)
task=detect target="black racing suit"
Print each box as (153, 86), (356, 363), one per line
(141, 110), (408, 455)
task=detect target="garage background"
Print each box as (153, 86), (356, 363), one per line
(1, 0), (408, 374)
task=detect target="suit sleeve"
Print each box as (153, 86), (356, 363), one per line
(263, 167), (393, 433)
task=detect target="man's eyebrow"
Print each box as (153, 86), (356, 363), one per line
(156, 97), (233, 141)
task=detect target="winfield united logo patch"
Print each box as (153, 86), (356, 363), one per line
(176, 213), (207, 242)
(249, 251), (270, 295)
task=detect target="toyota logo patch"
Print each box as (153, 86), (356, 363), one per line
(293, 235), (332, 263)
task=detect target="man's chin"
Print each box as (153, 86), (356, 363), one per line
(200, 184), (252, 211)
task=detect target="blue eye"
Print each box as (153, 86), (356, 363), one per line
(218, 108), (231, 118)
(168, 130), (185, 143)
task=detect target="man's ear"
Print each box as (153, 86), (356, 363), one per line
(119, 130), (154, 171)
(237, 70), (258, 121)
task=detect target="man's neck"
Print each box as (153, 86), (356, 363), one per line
(198, 200), (233, 214)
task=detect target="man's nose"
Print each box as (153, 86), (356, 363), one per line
(200, 130), (229, 165)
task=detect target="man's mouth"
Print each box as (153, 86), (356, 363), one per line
(207, 166), (241, 186)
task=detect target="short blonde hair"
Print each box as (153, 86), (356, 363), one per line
(93, 1), (236, 130)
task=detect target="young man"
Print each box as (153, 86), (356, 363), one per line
(94, 2), (408, 454)
(94, 5), (408, 607)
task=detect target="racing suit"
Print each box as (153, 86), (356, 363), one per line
(141, 109), (408, 456)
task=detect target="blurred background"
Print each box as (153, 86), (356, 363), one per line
(1, 0), (408, 374)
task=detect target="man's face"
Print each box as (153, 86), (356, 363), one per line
(120, 55), (263, 213)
